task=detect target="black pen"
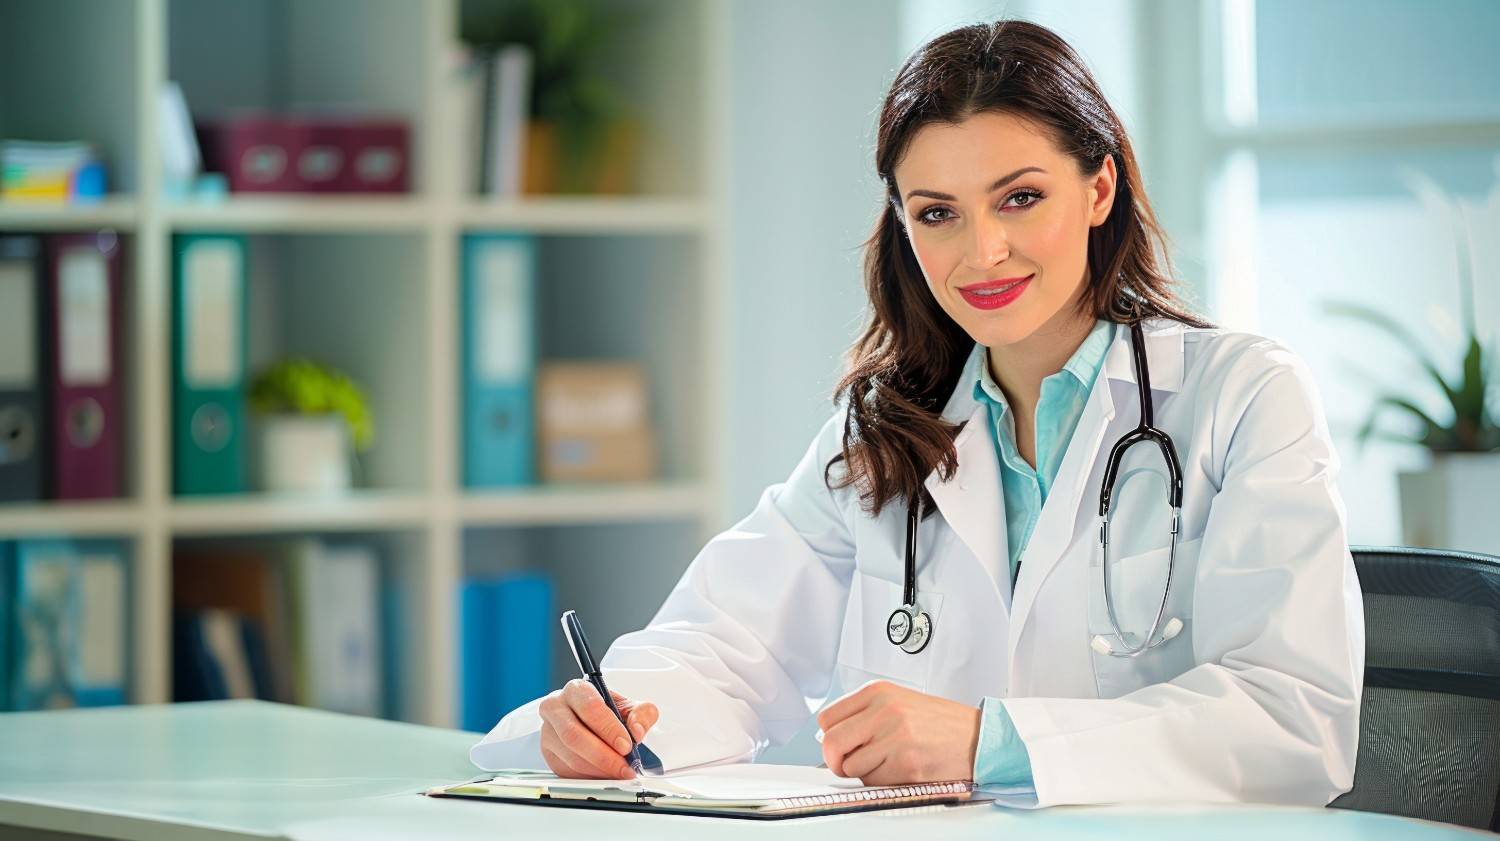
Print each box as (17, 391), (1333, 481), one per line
(561, 609), (644, 776)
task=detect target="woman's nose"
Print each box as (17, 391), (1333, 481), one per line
(961, 215), (1009, 269)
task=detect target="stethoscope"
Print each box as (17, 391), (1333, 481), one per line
(887, 321), (1185, 658)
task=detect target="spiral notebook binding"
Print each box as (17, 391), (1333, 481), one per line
(770, 780), (973, 813)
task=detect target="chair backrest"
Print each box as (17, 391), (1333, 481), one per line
(1329, 545), (1500, 831)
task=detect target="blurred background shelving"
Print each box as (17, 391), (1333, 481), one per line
(5, 0), (1496, 746)
(0, 0), (728, 730)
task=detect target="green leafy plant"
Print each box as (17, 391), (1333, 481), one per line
(463, 0), (636, 191)
(248, 358), (374, 452)
(1326, 161), (1499, 454)
(1326, 303), (1497, 452)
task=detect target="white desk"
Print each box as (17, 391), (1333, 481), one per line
(0, 701), (1485, 840)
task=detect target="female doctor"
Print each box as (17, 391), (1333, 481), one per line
(472, 19), (1364, 807)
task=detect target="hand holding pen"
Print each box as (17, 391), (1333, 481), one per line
(537, 610), (662, 779)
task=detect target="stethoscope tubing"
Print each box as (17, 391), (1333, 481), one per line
(894, 320), (1185, 657)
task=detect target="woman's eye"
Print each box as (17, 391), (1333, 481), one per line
(914, 190), (1044, 227)
(917, 207), (954, 225)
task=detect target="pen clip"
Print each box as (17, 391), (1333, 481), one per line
(561, 610), (599, 675)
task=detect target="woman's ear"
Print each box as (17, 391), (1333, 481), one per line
(1087, 154), (1118, 226)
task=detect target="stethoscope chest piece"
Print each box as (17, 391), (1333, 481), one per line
(887, 495), (934, 655)
(886, 603), (932, 654)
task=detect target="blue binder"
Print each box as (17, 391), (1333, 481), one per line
(172, 234), (248, 495)
(461, 234), (536, 488)
(10, 538), (129, 710)
(460, 573), (553, 732)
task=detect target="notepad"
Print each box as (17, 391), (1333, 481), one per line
(425, 763), (984, 819)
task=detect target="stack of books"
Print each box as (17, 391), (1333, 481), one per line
(172, 538), (394, 719)
(1, 140), (107, 202)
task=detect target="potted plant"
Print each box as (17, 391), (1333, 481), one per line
(248, 358), (374, 495)
(463, 0), (641, 195)
(1327, 161), (1499, 553)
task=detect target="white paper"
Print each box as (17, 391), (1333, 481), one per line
(476, 243), (529, 383)
(75, 553), (126, 688)
(183, 241), (243, 388)
(490, 763), (892, 802)
(0, 263), (36, 387)
(59, 248), (111, 386)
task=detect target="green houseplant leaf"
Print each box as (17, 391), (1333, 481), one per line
(248, 358), (374, 452)
(1326, 303), (1497, 453)
(462, 0), (637, 191)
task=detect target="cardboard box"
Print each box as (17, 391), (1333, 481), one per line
(536, 362), (655, 483)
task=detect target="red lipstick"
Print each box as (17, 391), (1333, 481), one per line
(958, 274), (1032, 311)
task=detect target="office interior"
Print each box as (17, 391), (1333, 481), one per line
(0, 0), (1496, 762)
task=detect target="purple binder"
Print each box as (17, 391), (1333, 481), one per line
(47, 231), (123, 499)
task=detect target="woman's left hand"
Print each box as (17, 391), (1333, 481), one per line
(816, 680), (981, 785)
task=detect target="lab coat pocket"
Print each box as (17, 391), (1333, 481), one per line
(835, 572), (946, 695)
(1086, 536), (1202, 698)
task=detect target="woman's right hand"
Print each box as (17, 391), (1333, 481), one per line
(538, 679), (660, 779)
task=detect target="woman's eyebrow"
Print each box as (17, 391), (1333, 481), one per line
(903, 166), (1046, 202)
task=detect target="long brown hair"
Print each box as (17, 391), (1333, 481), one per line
(826, 19), (1210, 519)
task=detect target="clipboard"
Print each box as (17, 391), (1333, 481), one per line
(423, 767), (991, 821)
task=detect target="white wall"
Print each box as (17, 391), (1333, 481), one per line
(724, 0), (904, 519)
(900, 0), (1143, 138)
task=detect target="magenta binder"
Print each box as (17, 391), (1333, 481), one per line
(47, 231), (123, 499)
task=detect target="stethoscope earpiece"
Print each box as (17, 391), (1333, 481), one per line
(1091, 615), (1183, 657)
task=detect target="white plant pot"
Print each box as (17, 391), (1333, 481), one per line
(256, 414), (352, 495)
(1397, 452), (1500, 555)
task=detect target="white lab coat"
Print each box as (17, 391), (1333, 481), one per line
(471, 318), (1364, 808)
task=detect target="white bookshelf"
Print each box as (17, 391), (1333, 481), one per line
(0, 197), (141, 231)
(161, 196), (435, 233)
(0, 0), (731, 728)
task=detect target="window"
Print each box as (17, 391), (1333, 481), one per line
(1200, 0), (1500, 546)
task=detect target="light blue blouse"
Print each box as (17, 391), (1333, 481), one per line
(968, 318), (1116, 788)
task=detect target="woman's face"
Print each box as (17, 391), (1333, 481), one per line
(891, 111), (1117, 349)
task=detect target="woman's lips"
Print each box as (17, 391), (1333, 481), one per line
(958, 275), (1032, 310)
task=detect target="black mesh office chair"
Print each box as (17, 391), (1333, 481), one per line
(1328, 545), (1500, 831)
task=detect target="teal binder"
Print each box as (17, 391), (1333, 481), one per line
(172, 234), (248, 495)
(461, 234), (536, 487)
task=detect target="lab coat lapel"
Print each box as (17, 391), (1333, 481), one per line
(924, 350), (1011, 611)
(1005, 319), (1186, 671)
